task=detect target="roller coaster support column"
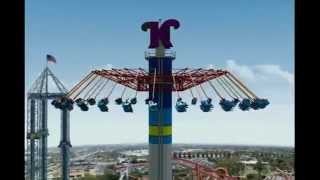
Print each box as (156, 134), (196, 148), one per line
(148, 42), (174, 180)
(41, 98), (48, 180)
(29, 98), (36, 180)
(59, 108), (71, 180)
(41, 68), (49, 180)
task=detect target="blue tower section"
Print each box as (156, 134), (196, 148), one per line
(147, 46), (175, 180)
(148, 57), (173, 144)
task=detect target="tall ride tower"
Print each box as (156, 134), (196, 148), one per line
(147, 43), (174, 180)
(26, 66), (68, 180)
(143, 19), (180, 180)
(52, 18), (269, 180)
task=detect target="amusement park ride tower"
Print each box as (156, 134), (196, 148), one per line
(147, 44), (173, 179)
(26, 66), (68, 180)
(50, 19), (269, 180)
(146, 40), (174, 180)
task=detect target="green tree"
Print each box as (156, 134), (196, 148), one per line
(102, 173), (120, 180)
(80, 171), (120, 180)
(269, 157), (293, 171)
(246, 173), (259, 180)
(215, 158), (245, 176)
(130, 169), (144, 177)
(253, 160), (267, 179)
(80, 174), (97, 180)
(130, 156), (138, 164)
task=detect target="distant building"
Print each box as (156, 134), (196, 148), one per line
(120, 149), (149, 157)
(240, 159), (258, 165)
(69, 169), (85, 179)
(181, 149), (203, 153)
(264, 175), (294, 180)
(118, 157), (129, 163)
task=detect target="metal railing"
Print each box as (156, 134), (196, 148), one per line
(144, 50), (176, 59)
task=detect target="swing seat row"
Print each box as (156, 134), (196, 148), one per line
(52, 69), (270, 114)
(51, 97), (74, 111)
(175, 98), (189, 112)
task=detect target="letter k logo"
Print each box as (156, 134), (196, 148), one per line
(142, 19), (180, 49)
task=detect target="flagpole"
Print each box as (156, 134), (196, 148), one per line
(45, 55), (48, 94)
(45, 55), (48, 71)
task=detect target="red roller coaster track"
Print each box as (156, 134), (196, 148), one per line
(173, 157), (240, 180)
(114, 158), (240, 180)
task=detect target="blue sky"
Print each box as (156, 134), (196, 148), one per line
(26, 1), (294, 147)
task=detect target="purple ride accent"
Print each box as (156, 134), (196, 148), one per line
(141, 19), (180, 49)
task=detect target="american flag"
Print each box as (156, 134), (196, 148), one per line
(46, 54), (57, 64)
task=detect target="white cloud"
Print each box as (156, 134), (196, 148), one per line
(226, 59), (256, 81)
(96, 64), (113, 70)
(225, 59), (293, 86)
(224, 59), (294, 105)
(86, 63), (113, 71)
(105, 64), (113, 70)
(254, 64), (294, 85)
(206, 64), (217, 70)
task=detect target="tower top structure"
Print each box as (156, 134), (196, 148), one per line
(142, 19), (180, 49)
(28, 67), (67, 99)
